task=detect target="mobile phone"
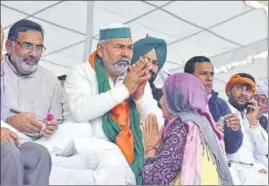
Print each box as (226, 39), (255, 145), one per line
(246, 102), (253, 114)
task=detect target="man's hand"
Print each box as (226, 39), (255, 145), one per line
(247, 98), (260, 126)
(133, 57), (153, 100)
(0, 127), (20, 147)
(40, 119), (58, 137)
(225, 113), (241, 131)
(123, 58), (150, 95)
(7, 112), (43, 133)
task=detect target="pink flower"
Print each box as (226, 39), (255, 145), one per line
(46, 114), (54, 121)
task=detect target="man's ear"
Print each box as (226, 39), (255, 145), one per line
(96, 44), (104, 58)
(5, 40), (11, 53)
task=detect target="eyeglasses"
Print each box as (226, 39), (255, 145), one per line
(14, 40), (46, 53)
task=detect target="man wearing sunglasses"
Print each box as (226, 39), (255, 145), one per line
(2, 19), (62, 140)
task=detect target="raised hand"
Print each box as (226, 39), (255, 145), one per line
(123, 57), (150, 95)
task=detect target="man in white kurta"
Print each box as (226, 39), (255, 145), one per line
(2, 20), (62, 140)
(225, 73), (268, 185)
(62, 24), (164, 184)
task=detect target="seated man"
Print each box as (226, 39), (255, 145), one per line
(2, 19), (62, 140)
(131, 35), (167, 106)
(184, 56), (243, 154)
(1, 24), (51, 185)
(225, 73), (268, 185)
(63, 24), (163, 184)
(255, 80), (268, 132)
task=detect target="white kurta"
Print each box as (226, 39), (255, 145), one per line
(58, 61), (164, 185)
(63, 61), (164, 139)
(226, 102), (268, 185)
(3, 56), (63, 139)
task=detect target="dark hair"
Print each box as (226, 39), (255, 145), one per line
(237, 73), (256, 83)
(184, 56), (211, 74)
(58, 75), (67, 81)
(7, 19), (44, 41)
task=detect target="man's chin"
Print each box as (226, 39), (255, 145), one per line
(235, 103), (248, 111)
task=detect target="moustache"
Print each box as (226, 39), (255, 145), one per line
(115, 57), (131, 65)
(23, 56), (38, 64)
(149, 70), (157, 82)
(238, 95), (248, 101)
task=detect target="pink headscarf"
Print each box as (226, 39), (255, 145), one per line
(163, 73), (223, 140)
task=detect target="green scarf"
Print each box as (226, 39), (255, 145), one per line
(93, 55), (144, 184)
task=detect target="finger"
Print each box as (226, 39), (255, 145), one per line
(248, 98), (256, 103)
(247, 105), (257, 110)
(30, 119), (44, 129)
(25, 112), (36, 119)
(46, 124), (58, 132)
(138, 75), (150, 84)
(136, 69), (147, 77)
(227, 119), (241, 126)
(6, 136), (15, 144)
(143, 117), (148, 134)
(41, 129), (53, 136)
(130, 60), (143, 72)
(249, 99), (258, 106)
(132, 60), (147, 72)
(152, 115), (158, 131)
(24, 118), (41, 132)
(148, 114), (153, 134)
(40, 131), (50, 137)
(229, 126), (240, 131)
(46, 119), (58, 126)
(9, 132), (20, 147)
(226, 117), (239, 123)
(224, 113), (235, 119)
(28, 121), (42, 132)
(227, 122), (240, 128)
(146, 115), (151, 140)
(149, 114), (155, 131)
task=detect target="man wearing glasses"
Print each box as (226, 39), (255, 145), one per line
(2, 19), (62, 140)
(1, 24), (52, 185)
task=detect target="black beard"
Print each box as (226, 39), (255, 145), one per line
(229, 94), (249, 111)
(149, 71), (157, 83)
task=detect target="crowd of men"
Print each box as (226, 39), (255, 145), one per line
(0, 19), (268, 185)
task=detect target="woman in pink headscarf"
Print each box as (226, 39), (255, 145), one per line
(142, 73), (233, 185)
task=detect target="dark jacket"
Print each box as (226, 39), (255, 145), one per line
(149, 81), (163, 109)
(208, 90), (243, 154)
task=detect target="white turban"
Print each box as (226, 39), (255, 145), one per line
(256, 80), (268, 98)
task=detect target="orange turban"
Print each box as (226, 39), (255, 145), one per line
(225, 74), (256, 95)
